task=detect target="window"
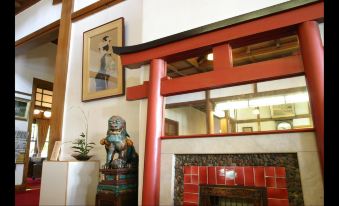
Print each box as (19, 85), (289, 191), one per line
(164, 75), (313, 136)
(35, 88), (53, 108)
(29, 123), (50, 158)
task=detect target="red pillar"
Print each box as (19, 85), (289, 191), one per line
(142, 59), (166, 206)
(298, 21), (324, 174)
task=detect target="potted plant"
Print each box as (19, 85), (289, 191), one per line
(71, 132), (95, 161)
(68, 106), (96, 161)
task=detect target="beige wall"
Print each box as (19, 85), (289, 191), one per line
(159, 132), (323, 206)
(165, 107), (207, 135)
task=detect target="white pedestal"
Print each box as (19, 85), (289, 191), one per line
(39, 160), (100, 206)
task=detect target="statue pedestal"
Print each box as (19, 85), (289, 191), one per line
(96, 167), (138, 206)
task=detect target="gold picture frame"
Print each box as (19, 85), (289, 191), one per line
(82, 18), (124, 101)
(15, 97), (31, 121)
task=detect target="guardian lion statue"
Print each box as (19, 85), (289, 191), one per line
(100, 116), (138, 169)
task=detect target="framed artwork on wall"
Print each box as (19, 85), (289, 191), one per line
(82, 17), (125, 101)
(15, 97), (31, 121)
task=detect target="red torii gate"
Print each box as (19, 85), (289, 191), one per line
(113, 1), (323, 205)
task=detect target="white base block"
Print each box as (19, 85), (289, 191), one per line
(39, 161), (100, 206)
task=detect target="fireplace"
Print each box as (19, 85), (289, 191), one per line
(174, 154), (304, 206)
(200, 185), (267, 206)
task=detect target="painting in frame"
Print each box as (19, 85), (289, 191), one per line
(15, 97), (31, 121)
(82, 17), (124, 101)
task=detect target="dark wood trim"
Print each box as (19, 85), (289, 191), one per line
(47, 0), (74, 160)
(53, 0), (62, 4)
(113, 0), (320, 55)
(15, 20), (60, 48)
(71, 0), (124, 22)
(161, 128), (314, 140)
(15, 90), (32, 97)
(16, 0), (41, 15)
(15, 184), (26, 192)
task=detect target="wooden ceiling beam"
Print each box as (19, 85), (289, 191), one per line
(167, 64), (186, 77)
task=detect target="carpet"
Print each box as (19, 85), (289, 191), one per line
(15, 178), (41, 206)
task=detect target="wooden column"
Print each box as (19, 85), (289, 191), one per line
(206, 91), (214, 134)
(142, 59), (166, 206)
(47, 0), (74, 159)
(298, 21), (324, 174)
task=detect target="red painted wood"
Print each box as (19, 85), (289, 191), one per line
(120, 2), (323, 67)
(142, 59), (166, 206)
(126, 54), (304, 101)
(161, 128), (314, 140)
(213, 43), (233, 71)
(298, 21), (324, 175)
(126, 81), (148, 100)
(161, 55), (304, 96)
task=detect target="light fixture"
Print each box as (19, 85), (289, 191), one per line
(213, 109), (225, 118)
(33, 109), (41, 115)
(43, 111), (52, 118)
(249, 96), (285, 107)
(215, 100), (249, 110)
(252, 108), (260, 115)
(207, 53), (213, 61)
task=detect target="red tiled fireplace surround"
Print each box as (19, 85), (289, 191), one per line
(183, 166), (289, 206)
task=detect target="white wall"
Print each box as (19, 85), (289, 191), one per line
(60, 0), (143, 167)
(74, 0), (100, 12)
(15, 42), (56, 94)
(15, 42), (56, 185)
(15, 0), (62, 41)
(142, 0), (289, 42)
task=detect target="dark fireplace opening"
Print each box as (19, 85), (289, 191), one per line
(200, 185), (267, 206)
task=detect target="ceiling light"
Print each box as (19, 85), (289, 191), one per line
(249, 96), (285, 107)
(43, 111), (52, 118)
(252, 109), (260, 115)
(207, 53), (213, 61)
(33, 109), (41, 115)
(215, 100), (249, 110)
(285, 92), (309, 103)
